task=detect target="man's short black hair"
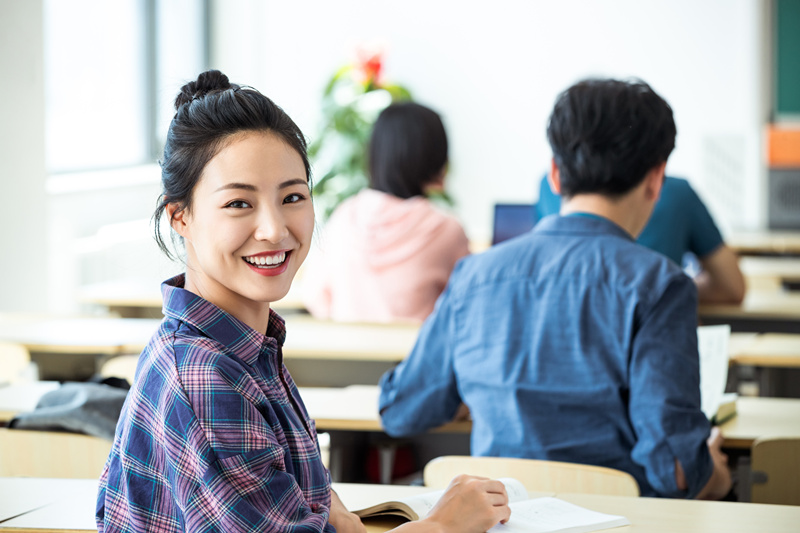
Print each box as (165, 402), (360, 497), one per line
(546, 78), (676, 198)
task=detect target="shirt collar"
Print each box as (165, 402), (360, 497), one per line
(160, 274), (286, 366)
(535, 213), (634, 242)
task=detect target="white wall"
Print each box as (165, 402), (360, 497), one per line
(0, 0), (48, 312)
(212, 0), (768, 242)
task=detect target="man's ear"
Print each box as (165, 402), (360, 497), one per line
(166, 202), (191, 240)
(547, 158), (562, 194)
(643, 161), (667, 202)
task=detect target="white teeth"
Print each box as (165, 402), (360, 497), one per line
(245, 252), (286, 267)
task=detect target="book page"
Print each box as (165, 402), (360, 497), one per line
(488, 497), (629, 533)
(352, 478), (530, 521)
(407, 478), (528, 520)
(697, 325), (731, 420)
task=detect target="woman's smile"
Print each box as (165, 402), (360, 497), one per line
(243, 250), (292, 276)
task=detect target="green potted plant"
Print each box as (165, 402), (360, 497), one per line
(308, 50), (412, 219)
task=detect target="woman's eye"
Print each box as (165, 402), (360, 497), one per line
(225, 200), (251, 209)
(284, 193), (305, 204)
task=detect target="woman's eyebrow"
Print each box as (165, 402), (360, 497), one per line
(214, 179), (307, 193)
(215, 182), (257, 193)
(278, 178), (309, 189)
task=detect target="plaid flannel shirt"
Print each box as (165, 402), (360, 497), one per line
(97, 274), (333, 532)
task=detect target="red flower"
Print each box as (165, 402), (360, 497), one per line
(355, 48), (383, 88)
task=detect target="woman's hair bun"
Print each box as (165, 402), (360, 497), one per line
(174, 70), (235, 110)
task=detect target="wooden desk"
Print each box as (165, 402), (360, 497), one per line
(3, 478), (800, 533)
(728, 230), (800, 256)
(282, 318), (418, 386)
(698, 288), (800, 333)
(300, 387), (800, 452)
(0, 314), (416, 384)
(298, 386), (469, 434)
(554, 492), (800, 533)
(79, 276), (308, 318)
(0, 315), (161, 380)
(718, 397), (800, 449)
(729, 333), (800, 368)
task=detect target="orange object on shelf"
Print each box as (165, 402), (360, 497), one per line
(768, 126), (800, 167)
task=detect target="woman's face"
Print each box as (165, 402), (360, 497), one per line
(171, 131), (313, 321)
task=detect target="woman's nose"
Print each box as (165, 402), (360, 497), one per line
(253, 207), (289, 243)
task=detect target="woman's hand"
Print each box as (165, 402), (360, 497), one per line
(329, 489), (367, 533)
(423, 475), (510, 533)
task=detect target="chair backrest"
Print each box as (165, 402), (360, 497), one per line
(0, 428), (112, 478)
(423, 455), (640, 497)
(100, 354), (139, 384)
(0, 341), (31, 383)
(751, 437), (800, 505)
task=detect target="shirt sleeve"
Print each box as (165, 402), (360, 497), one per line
(628, 274), (714, 498)
(178, 348), (334, 532)
(683, 182), (724, 259)
(379, 283), (463, 436)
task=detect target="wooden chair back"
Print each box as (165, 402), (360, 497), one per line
(751, 437), (800, 505)
(99, 354), (139, 384)
(424, 455), (640, 497)
(0, 428), (112, 478)
(0, 341), (31, 383)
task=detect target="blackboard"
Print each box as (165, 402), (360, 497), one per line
(776, 0), (800, 117)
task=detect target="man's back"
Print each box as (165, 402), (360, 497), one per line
(380, 213), (712, 497)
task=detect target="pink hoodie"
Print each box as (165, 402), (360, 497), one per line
(302, 189), (470, 323)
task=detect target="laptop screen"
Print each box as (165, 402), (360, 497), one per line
(492, 204), (537, 245)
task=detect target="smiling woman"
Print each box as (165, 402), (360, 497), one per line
(167, 131), (314, 332)
(95, 70), (511, 533)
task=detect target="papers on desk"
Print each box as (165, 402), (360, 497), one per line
(698, 325), (737, 424)
(353, 478), (629, 533)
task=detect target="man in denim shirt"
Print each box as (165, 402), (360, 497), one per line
(379, 79), (732, 499)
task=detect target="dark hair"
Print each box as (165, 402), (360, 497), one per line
(153, 69), (310, 260)
(546, 78), (676, 198)
(368, 102), (448, 199)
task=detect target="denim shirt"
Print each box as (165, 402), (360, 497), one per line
(379, 214), (713, 498)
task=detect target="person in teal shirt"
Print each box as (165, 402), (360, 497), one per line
(537, 175), (745, 304)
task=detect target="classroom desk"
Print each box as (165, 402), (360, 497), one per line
(78, 276), (308, 318)
(300, 386), (800, 452)
(729, 333), (800, 368)
(2, 382), (796, 448)
(698, 288), (800, 333)
(728, 230), (800, 256)
(0, 315), (418, 384)
(3, 478), (800, 533)
(298, 386), (469, 434)
(0, 315), (161, 381)
(717, 396), (800, 449)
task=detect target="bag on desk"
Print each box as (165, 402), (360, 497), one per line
(9, 381), (128, 441)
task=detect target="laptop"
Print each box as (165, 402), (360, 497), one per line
(491, 203), (537, 245)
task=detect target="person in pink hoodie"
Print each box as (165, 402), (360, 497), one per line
(302, 102), (470, 323)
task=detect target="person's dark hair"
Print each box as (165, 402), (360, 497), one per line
(368, 102), (448, 199)
(153, 69), (310, 260)
(546, 78), (676, 198)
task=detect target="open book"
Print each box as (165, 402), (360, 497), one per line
(353, 478), (630, 533)
(697, 325), (737, 425)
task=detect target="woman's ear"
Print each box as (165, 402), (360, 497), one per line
(166, 202), (190, 240)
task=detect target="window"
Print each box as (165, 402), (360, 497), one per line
(44, 0), (208, 174)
